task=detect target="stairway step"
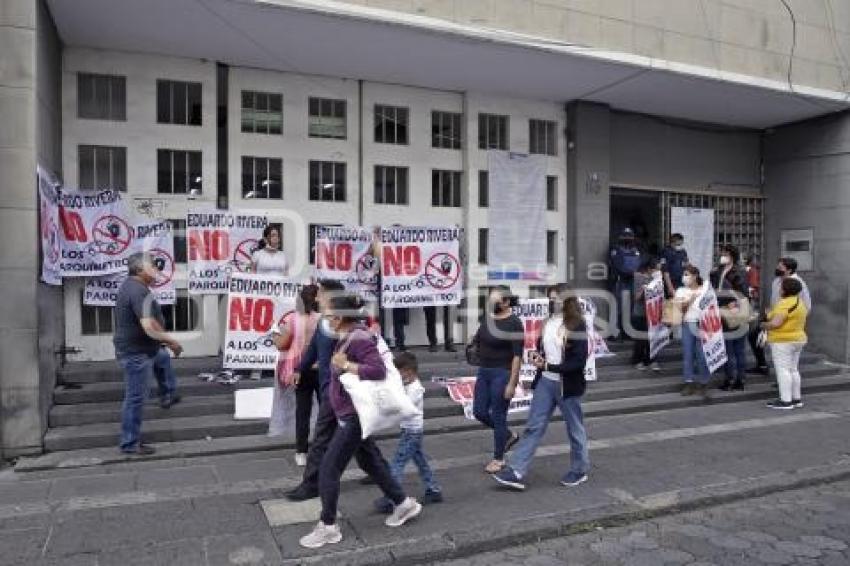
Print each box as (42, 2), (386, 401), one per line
(41, 369), (849, 453)
(23, 371), (850, 471)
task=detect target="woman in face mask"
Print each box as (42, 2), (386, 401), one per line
(710, 244), (750, 391)
(470, 286), (524, 473)
(675, 266), (711, 397)
(631, 257), (663, 372)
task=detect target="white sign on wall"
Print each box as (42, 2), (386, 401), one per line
(671, 207), (715, 278)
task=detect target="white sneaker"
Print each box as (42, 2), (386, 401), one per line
(299, 521), (342, 549)
(385, 497), (422, 527)
(294, 452), (307, 467)
(650, 362), (661, 372)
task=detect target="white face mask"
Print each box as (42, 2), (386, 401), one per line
(673, 244), (684, 251)
(682, 275), (693, 286)
(720, 256), (731, 266)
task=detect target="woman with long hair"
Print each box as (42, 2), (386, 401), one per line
(252, 225), (289, 276)
(270, 285), (320, 468)
(763, 277), (809, 409)
(299, 292), (421, 549)
(492, 284), (591, 490)
(675, 265), (711, 398)
(471, 285), (524, 474)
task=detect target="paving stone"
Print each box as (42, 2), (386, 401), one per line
(799, 535), (848, 551)
(48, 472), (136, 500)
(738, 531), (780, 544)
(754, 548), (796, 565)
(96, 538), (206, 566)
(773, 540), (823, 558)
(204, 531), (283, 566)
(708, 534), (752, 550)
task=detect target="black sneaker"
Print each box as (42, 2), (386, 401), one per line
(718, 379), (732, 391)
(766, 399), (794, 410)
(731, 380), (745, 391)
(422, 489), (443, 504)
(493, 467), (526, 491)
(428, 344), (439, 353)
(746, 366), (769, 375)
(160, 394), (182, 409)
(445, 344), (457, 353)
(120, 444), (155, 456)
(680, 383), (696, 396)
(285, 484), (319, 501)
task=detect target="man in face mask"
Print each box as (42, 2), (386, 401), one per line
(770, 257), (812, 313)
(660, 233), (688, 296)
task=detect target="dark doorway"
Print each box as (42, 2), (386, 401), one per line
(609, 188), (662, 257)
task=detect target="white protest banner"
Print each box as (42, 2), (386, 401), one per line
(37, 166), (62, 285)
(58, 188), (135, 277)
(223, 273), (302, 370)
(579, 298), (612, 382)
(443, 377), (532, 420)
(513, 299), (549, 386)
(645, 277), (671, 359)
(671, 207), (714, 279)
(187, 209), (268, 294)
(84, 220), (177, 306)
(315, 226), (378, 301)
(696, 285), (727, 373)
(380, 226), (462, 308)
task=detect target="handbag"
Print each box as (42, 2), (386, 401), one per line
(338, 333), (419, 439)
(465, 329), (481, 366)
(720, 297), (752, 329)
(662, 300), (683, 326)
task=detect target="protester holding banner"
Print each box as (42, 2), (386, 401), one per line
(631, 258), (662, 372)
(493, 284), (590, 491)
(251, 225), (289, 276)
(270, 285), (320, 464)
(675, 266), (712, 398)
(113, 252), (184, 456)
(710, 245), (749, 391)
(299, 293), (422, 549)
(471, 286), (523, 474)
(763, 278), (809, 410)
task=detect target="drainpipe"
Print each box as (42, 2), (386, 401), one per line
(358, 80), (364, 226)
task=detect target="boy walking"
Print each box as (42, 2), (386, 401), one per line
(375, 352), (443, 512)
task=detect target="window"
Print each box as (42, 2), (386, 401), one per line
(530, 119), (557, 156)
(169, 219), (187, 264)
(157, 149), (202, 195)
(78, 145), (126, 191)
(241, 91), (282, 134)
(242, 157), (282, 199)
(374, 166), (409, 205)
(308, 97), (347, 139)
(308, 223), (342, 264)
(478, 228), (488, 264)
(80, 293), (113, 335)
(161, 292), (202, 332)
(478, 113), (509, 150)
(156, 80), (202, 126)
(546, 230), (558, 265)
(309, 161), (346, 202)
(432, 111), (462, 149)
(546, 176), (558, 211)
(478, 170), (489, 208)
(374, 105), (409, 145)
(431, 170), (462, 208)
(77, 73), (125, 121)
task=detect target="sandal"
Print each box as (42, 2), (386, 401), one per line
(485, 459), (505, 474)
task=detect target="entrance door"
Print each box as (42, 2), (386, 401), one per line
(609, 188), (663, 256)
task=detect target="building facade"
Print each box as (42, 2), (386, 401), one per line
(1, 0), (849, 456)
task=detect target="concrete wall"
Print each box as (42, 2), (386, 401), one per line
(610, 111), (762, 194)
(0, 0), (40, 457)
(35, 0), (63, 444)
(339, 0), (850, 94)
(764, 110), (850, 362)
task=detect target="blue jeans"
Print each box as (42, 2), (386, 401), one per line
(390, 429), (440, 493)
(509, 378), (589, 478)
(118, 352), (155, 451)
(153, 347), (177, 398)
(724, 335), (747, 381)
(681, 321), (710, 384)
(473, 367), (511, 460)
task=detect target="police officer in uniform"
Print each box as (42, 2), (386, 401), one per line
(660, 233), (689, 296)
(609, 228), (642, 339)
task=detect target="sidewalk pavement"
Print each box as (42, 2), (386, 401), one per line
(1, 390), (850, 565)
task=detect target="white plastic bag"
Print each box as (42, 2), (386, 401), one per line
(339, 336), (420, 439)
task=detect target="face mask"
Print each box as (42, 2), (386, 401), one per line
(682, 275), (693, 286)
(673, 244), (684, 251)
(720, 256), (731, 266)
(775, 269), (786, 277)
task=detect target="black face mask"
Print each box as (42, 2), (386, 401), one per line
(775, 269), (786, 277)
(491, 302), (504, 315)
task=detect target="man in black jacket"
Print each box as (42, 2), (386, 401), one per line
(492, 285), (591, 491)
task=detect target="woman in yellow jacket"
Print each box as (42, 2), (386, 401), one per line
(761, 278), (808, 410)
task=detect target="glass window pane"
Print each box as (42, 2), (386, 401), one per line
(432, 171), (440, 206)
(321, 98), (333, 116)
(157, 150), (171, 193)
(478, 170), (488, 208)
(374, 166), (384, 204)
(308, 97), (319, 116)
(156, 81), (170, 123)
(374, 107), (385, 143)
(452, 172), (461, 207)
(270, 94), (282, 112)
(170, 82), (186, 124)
(242, 157), (254, 196)
(189, 152), (202, 193)
(334, 163), (346, 201)
(173, 151), (187, 194)
(111, 77), (126, 120)
(334, 100), (346, 118)
(79, 146), (95, 190)
(114, 147), (127, 191)
(309, 162), (319, 200)
(242, 91), (253, 109)
(188, 82), (202, 125)
(398, 108), (408, 144)
(94, 147), (110, 190)
(270, 159), (282, 199)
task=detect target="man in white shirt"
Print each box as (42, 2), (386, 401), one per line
(770, 257), (812, 312)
